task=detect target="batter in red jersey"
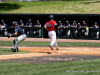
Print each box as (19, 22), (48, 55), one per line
(44, 15), (59, 51)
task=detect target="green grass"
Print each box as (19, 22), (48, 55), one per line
(0, 0), (100, 14)
(0, 41), (100, 46)
(0, 59), (100, 75)
(0, 48), (31, 55)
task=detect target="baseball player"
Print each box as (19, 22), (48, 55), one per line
(0, 20), (7, 35)
(90, 22), (99, 38)
(82, 21), (88, 37)
(25, 19), (33, 36)
(34, 20), (41, 36)
(19, 20), (24, 27)
(44, 15), (59, 51)
(77, 23), (82, 37)
(8, 21), (27, 52)
(57, 21), (63, 39)
(63, 21), (70, 37)
(71, 20), (77, 38)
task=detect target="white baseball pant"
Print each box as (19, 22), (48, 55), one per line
(48, 31), (58, 49)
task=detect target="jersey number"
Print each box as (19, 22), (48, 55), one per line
(48, 23), (52, 27)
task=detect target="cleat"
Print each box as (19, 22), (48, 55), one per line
(11, 48), (17, 52)
(56, 48), (59, 51)
(49, 45), (53, 50)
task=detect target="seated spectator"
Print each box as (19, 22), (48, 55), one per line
(77, 23), (82, 37)
(19, 20), (24, 27)
(71, 20), (77, 38)
(34, 20), (41, 36)
(25, 19), (33, 36)
(90, 22), (99, 38)
(0, 20), (7, 35)
(82, 21), (89, 37)
(57, 21), (63, 39)
(63, 21), (70, 37)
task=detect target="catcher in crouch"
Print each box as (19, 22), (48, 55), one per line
(8, 21), (27, 52)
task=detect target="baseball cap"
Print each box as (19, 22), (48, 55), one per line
(59, 21), (61, 22)
(29, 19), (31, 21)
(2, 20), (4, 22)
(73, 20), (76, 22)
(78, 23), (80, 25)
(20, 20), (22, 22)
(66, 21), (69, 22)
(83, 21), (85, 22)
(37, 20), (39, 22)
(95, 22), (97, 24)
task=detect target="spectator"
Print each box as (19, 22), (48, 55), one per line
(34, 20), (41, 36)
(57, 21), (63, 39)
(82, 21), (89, 37)
(19, 20), (24, 27)
(63, 21), (70, 37)
(71, 20), (77, 38)
(25, 19), (33, 36)
(0, 20), (7, 35)
(77, 23), (82, 37)
(90, 22), (99, 38)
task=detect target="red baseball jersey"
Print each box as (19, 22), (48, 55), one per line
(45, 20), (57, 31)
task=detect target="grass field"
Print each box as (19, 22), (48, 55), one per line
(0, 48), (31, 55)
(0, 0), (100, 14)
(0, 59), (100, 75)
(0, 41), (100, 46)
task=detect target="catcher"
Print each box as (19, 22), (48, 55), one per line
(8, 21), (26, 52)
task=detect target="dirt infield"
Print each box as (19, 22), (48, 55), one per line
(20, 47), (100, 55)
(0, 46), (100, 60)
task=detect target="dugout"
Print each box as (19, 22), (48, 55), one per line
(0, 14), (100, 38)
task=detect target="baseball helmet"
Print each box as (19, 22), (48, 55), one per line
(49, 15), (54, 19)
(12, 21), (19, 26)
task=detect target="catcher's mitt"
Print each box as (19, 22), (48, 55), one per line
(8, 34), (10, 38)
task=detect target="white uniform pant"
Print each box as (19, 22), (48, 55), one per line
(48, 31), (58, 49)
(17, 34), (27, 42)
(93, 31), (99, 38)
(82, 30), (89, 36)
(66, 30), (70, 37)
(73, 30), (77, 37)
(14, 34), (26, 49)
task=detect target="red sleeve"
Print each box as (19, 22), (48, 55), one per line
(54, 21), (57, 25)
(54, 21), (57, 26)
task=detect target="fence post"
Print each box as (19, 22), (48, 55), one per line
(31, 27), (33, 37)
(90, 29), (93, 39)
(70, 28), (72, 38)
(41, 27), (44, 38)
(80, 29), (82, 38)
(59, 28), (62, 38)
